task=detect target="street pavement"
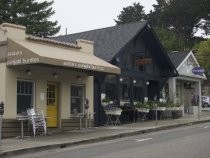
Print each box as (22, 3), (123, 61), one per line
(0, 111), (210, 157)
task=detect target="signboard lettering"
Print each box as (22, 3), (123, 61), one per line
(7, 51), (23, 57)
(7, 50), (39, 66)
(192, 67), (205, 75)
(7, 57), (40, 65)
(63, 61), (104, 71)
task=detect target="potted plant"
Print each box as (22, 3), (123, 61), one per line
(101, 97), (111, 107)
(134, 101), (150, 113)
(156, 102), (167, 111)
(165, 102), (177, 111)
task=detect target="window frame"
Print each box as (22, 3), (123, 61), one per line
(17, 79), (35, 115)
(70, 84), (85, 114)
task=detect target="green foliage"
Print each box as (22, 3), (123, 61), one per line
(134, 102), (150, 109)
(114, 2), (146, 25)
(154, 27), (185, 52)
(115, 0), (210, 51)
(147, 100), (155, 109)
(157, 102), (168, 107)
(194, 39), (210, 73)
(0, 0), (60, 37)
(149, 0), (210, 48)
(157, 101), (180, 108)
(101, 97), (111, 103)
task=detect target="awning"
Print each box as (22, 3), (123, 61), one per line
(6, 39), (120, 74)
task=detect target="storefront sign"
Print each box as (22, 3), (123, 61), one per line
(192, 67), (205, 75)
(7, 51), (39, 66)
(63, 61), (105, 71)
(136, 58), (152, 65)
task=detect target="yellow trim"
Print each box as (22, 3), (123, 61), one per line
(47, 82), (58, 127)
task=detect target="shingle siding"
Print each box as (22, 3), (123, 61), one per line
(169, 51), (189, 68)
(53, 21), (147, 62)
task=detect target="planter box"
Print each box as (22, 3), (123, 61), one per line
(152, 107), (166, 111)
(136, 108), (150, 113)
(105, 109), (122, 116)
(166, 107), (180, 111)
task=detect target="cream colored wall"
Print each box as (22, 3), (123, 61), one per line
(0, 29), (6, 42)
(3, 65), (94, 121)
(76, 39), (94, 55)
(0, 23), (26, 40)
(0, 63), (6, 105)
(4, 67), (17, 118)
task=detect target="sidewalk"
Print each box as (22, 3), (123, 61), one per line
(0, 112), (210, 157)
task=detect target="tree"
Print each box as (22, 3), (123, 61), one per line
(114, 1), (185, 52)
(194, 39), (210, 73)
(149, 0), (209, 49)
(147, 0), (169, 27)
(114, 2), (146, 25)
(0, 0), (60, 37)
(154, 27), (185, 53)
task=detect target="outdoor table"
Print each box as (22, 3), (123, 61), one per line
(16, 115), (28, 139)
(70, 113), (86, 130)
(105, 109), (122, 126)
(136, 108), (150, 121)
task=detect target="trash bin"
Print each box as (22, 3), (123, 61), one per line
(0, 101), (4, 144)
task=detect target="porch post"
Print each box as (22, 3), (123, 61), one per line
(180, 81), (185, 116)
(195, 81), (201, 120)
(168, 77), (176, 102)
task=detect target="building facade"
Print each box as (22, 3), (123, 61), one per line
(168, 51), (206, 116)
(54, 21), (178, 126)
(0, 23), (120, 137)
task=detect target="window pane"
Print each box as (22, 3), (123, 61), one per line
(17, 80), (34, 114)
(71, 85), (84, 114)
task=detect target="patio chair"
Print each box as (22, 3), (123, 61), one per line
(27, 108), (47, 138)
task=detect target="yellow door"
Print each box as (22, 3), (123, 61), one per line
(47, 83), (58, 127)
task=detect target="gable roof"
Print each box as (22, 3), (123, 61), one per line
(53, 21), (148, 62)
(169, 51), (206, 80)
(168, 51), (190, 68)
(53, 21), (178, 77)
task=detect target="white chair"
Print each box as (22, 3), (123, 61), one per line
(27, 108), (47, 138)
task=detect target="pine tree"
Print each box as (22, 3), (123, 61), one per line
(114, 2), (146, 25)
(0, 0), (60, 37)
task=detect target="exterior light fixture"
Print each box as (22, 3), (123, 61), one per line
(119, 77), (123, 82)
(133, 79), (136, 84)
(77, 75), (82, 81)
(26, 69), (31, 75)
(53, 73), (58, 78)
(146, 81), (149, 85)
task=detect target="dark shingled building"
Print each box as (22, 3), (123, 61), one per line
(54, 21), (178, 126)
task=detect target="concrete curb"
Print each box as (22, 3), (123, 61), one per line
(1, 119), (210, 157)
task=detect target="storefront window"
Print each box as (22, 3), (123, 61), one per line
(17, 80), (34, 114)
(105, 83), (117, 101)
(71, 85), (84, 114)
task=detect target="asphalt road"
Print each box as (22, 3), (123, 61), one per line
(9, 122), (210, 158)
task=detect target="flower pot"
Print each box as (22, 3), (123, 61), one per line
(136, 108), (150, 113)
(166, 107), (180, 111)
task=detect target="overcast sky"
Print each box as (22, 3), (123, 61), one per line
(47, 0), (157, 35)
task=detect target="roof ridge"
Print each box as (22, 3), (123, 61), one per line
(54, 20), (148, 38)
(26, 35), (81, 49)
